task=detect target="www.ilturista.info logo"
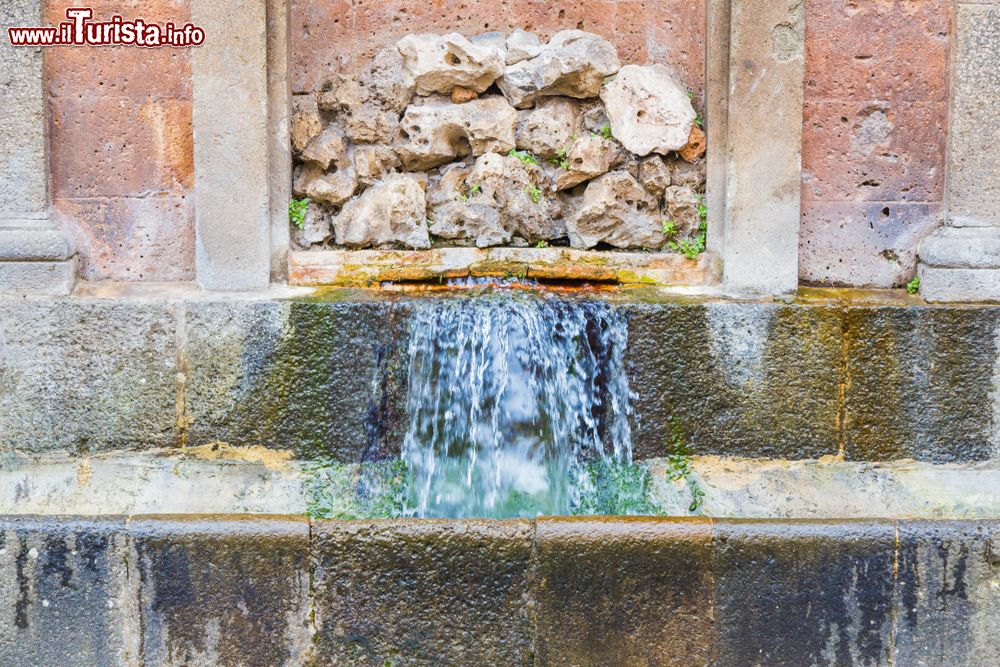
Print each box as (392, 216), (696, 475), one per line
(7, 8), (205, 47)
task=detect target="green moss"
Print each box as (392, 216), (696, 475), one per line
(574, 459), (663, 516)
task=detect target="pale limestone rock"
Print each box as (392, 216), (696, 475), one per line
(315, 48), (413, 145)
(600, 64), (696, 156)
(395, 96), (517, 171)
(397, 32), (505, 95)
(638, 155), (672, 196)
(290, 94), (322, 152)
(333, 173), (430, 249)
(505, 29), (541, 64)
(662, 185), (702, 237)
(427, 164), (511, 247)
(303, 169), (358, 206)
(292, 201), (332, 248)
(467, 153), (565, 242)
(515, 98), (585, 158)
(353, 145), (401, 187)
(300, 125), (349, 170)
(498, 30), (621, 108)
(666, 155), (707, 192)
(550, 134), (624, 191)
(567, 171), (663, 249)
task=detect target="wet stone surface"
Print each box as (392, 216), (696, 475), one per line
(844, 306), (1000, 462)
(623, 301), (844, 460)
(0, 516), (132, 666)
(130, 515), (311, 667)
(712, 520), (897, 667)
(311, 519), (535, 666)
(534, 517), (716, 666)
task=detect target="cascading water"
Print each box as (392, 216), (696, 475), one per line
(401, 287), (635, 518)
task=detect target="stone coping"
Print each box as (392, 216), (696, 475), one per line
(288, 247), (721, 286)
(1, 514), (997, 665)
(3, 448), (1000, 520)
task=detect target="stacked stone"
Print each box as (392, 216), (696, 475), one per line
(289, 30), (706, 252)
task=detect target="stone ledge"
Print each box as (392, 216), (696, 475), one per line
(288, 247), (720, 286)
(918, 265), (1000, 303)
(920, 226), (1000, 269)
(1, 516), (997, 665)
(0, 258), (78, 296)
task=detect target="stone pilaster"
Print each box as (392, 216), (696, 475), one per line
(918, 2), (1000, 302)
(191, 0), (272, 290)
(708, 0), (806, 295)
(0, 0), (77, 295)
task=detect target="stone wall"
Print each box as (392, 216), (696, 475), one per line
(45, 0), (195, 282)
(32, 0), (962, 288)
(2, 290), (997, 463)
(800, 0), (951, 287)
(1, 515), (997, 665)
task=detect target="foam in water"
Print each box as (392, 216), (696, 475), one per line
(401, 290), (634, 518)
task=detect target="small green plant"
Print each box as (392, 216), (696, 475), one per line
(665, 420), (704, 513)
(508, 148), (539, 165)
(662, 220), (677, 238)
(288, 197), (309, 229)
(907, 275), (920, 295)
(458, 183), (481, 202)
(525, 185), (543, 204)
(548, 147), (570, 170)
(668, 198), (708, 259)
(695, 114), (703, 128)
(535, 240), (548, 248)
(599, 123), (613, 140)
(573, 459), (663, 516)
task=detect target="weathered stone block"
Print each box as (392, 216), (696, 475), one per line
(0, 516), (133, 666)
(624, 301), (843, 460)
(535, 517), (716, 666)
(844, 306), (1000, 462)
(183, 299), (411, 461)
(712, 520), (896, 667)
(130, 515), (311, 666)
(191, 0), (270, 289)
(947, 4), (1000, 227)
(0, 299), (180, 453)
(918, 266), (1000, 303)
(54, 195), (195, 281)
(311, 519), (534, 665)
(799, 201), (939, 288)
(893, 520), (1000, 666)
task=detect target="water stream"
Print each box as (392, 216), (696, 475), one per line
(401, 287), (635, 518)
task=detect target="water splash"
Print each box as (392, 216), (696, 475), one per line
(401, 290), (634, 518)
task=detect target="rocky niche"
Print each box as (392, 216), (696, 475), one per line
(290, 29), (706, 255)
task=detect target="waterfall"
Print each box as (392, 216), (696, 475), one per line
(401, 289), (634, 518)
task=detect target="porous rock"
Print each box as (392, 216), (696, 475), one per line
(499, 30), (621, 108)
(294, 164), (358, 207)
(292, 201), (333, 247)
(567, 171), (663, 249)
(467, 153), (564, 242)
(550, 134), (624, 191)
(395, 96), (517, 171)
(638, 155), (672, 196)
(662, 185), (703, 237)
(600, 64), (696, 156)
(505, 29), (541, 64)
(291, 94), (322, 153)
(397, 33), (505, 95)
(353, 145), (401, 187)
(333, 173), (430, 249)
(515, 98), (585, 159)
(300, 125), (349, 170)
(426, 164), (510, 247)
